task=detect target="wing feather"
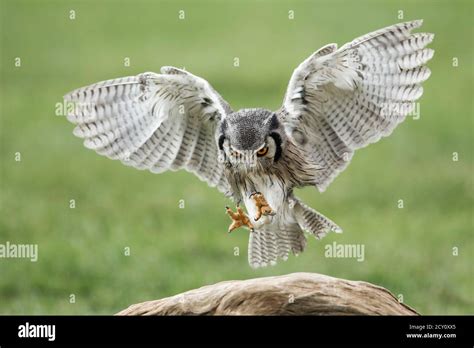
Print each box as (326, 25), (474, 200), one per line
(64, 68), (232, 194)
(279, 20), (434, 191)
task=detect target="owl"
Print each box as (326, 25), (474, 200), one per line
(64, 20), (434, 268)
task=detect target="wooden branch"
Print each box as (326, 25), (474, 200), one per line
(117, 272), (418, 315)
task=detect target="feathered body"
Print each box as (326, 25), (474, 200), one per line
(219, 108), (341, 267)
(63, 20), (434, 268)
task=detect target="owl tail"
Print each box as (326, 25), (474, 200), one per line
(247, 198), (342, 268)
(248, 226), (306, 269)
(293, 199), (343, 239)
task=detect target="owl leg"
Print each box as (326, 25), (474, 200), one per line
(226, 206), (254, 233)
(250, 192), (276, 221)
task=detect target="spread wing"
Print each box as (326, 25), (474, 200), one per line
(278, 20), (434, 191)
(64, 66), (232, 195)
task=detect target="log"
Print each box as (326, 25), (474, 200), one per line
(117, 272), (418, 315)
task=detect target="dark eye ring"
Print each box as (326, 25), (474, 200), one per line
(256, 147), (268, 157)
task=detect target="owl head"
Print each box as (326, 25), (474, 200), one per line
(218, 108), (285, 169)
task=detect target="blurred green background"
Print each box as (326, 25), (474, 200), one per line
(0, 0), (472, 314)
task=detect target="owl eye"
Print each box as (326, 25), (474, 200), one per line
(256, 147), (268, 157)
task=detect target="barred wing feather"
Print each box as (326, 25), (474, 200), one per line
(280, 20), (434, 191)
(64, 67), (232, 194)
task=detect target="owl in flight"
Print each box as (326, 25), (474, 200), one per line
(64, 20), (434, 268)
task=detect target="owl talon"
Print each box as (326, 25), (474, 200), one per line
(250, 192), (275, 222)
(226, 206), (254, 233)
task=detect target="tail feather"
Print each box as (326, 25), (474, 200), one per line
(248, 224), (306, 269)
(246, 199), (341, 269)
(294, 200), (342, 239)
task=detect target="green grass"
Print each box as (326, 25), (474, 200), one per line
(0, 0), (473, 314)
